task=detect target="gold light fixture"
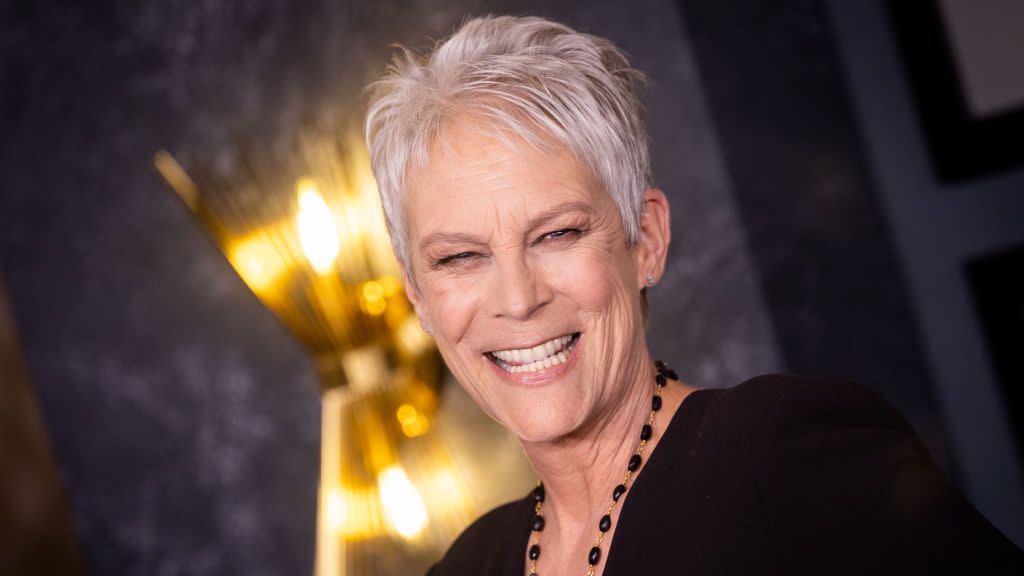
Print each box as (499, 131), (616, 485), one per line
(154, 126), (479, 575)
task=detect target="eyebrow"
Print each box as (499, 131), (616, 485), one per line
(527, 200), (596, 233)
(417, 200), (596, 252)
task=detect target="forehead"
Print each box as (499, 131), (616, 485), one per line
(404, 122), (609, 234)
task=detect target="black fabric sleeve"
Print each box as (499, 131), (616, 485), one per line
(743, 374), (1023, 574)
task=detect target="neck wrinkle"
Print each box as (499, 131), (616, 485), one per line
(521, 352), (655, 540)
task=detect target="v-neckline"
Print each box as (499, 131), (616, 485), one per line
(512, 386), (716, 576)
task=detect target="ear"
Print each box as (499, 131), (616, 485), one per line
(633, 188), (672, 289)
(400, 262), (432, 334)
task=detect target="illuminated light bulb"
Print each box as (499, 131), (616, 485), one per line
(406, 415), (430, 437)
(325, 489), (347, 531)
(396, 403), (417, 425)
(296, 179), (339, 273)
(396, 403), (430, 438)
(360, 280), (387, 315)
(362, 281), (384, 302)
(229, 235), (286, 291)
(378, 465), (428, 539)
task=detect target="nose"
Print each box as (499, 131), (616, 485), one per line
(489, 252), (551, 320)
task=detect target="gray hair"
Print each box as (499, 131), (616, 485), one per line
(364, 15), (651, 267)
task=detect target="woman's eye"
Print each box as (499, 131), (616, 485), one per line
(541, 228), (582, 242)
(435, 251), (479, 267)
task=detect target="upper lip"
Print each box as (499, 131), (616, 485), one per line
(484, 331), (580, 354)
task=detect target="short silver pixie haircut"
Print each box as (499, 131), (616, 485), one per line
(365, 15), (651, 267)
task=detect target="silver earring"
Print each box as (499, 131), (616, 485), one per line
(646, 274), (655, 286)
(422, 321), (432, 335)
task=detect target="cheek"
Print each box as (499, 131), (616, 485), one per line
(424, 280), (480, 350)
(420, 279), (505, 419)
(545, 246), (634, 313)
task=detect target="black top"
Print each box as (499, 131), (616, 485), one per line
(427, 374), (1023, 575)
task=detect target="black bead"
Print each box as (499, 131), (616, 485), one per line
(531, 514), (545, 532)
(655, 360), (666, 371)
(628, 454), (642, 471)
(588, 546), (601, 565)
(529, 544), (541, 560)
(532, 484), (545, 503)
(655, 373), (667, 387)
(640, 424), (652, 441)
(599, 514), (612, 532)
(652, 395), (663, 411)
(664, 369), (678, 381)
(612, 484), (627, 501)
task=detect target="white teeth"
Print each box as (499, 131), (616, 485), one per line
(490, 334), (578, 373)
(491, 334), (572, 364)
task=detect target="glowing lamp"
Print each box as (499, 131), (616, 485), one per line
(154, 129), (483, 576)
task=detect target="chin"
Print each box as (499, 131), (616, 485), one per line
(496, 388), (589, 445)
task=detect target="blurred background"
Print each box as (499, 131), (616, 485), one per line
(1, 0), (1022, 574)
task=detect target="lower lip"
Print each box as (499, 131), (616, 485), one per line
(485, 333), (583, 387)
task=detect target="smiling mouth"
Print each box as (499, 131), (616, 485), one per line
(485, 333), (581, 373)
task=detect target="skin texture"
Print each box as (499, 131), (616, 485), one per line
(402, 120), (693, 575)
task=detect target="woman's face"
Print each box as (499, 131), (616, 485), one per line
(403, 122), (661, 443)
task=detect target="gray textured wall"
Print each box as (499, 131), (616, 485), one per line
(830, 0), (1024, 544)
(1, 1), (778, 574)
(0, 277), (83, 575)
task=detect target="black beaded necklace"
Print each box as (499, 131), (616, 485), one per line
(527, 361), (678, 576)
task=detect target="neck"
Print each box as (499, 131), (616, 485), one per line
(518, 356), (696, 576)
(520, 352), (687, 535)
(525, 391), (648, 533)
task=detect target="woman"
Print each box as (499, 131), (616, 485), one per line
(365, 15), (1022, 575)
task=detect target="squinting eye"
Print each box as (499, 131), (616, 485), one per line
(435, 251), (479, 266)
(542, 228), (582, 242)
